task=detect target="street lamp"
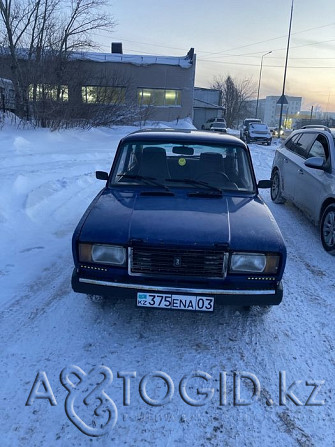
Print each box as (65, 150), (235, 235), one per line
(278, 0), (294, 134)
(255, 51), (272, 119)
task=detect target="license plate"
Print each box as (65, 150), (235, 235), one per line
(137, 293), (214, 312)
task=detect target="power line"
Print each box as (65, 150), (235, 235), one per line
(95, 38), (335, 64)
(198, 22), (335, 58)
(199, 38), (335, 60)
(92, 21), (335, 58)
(197, 58), (335, 69)
(94, 34), (335, 66)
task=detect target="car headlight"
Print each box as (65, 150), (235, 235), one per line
(230, 253), (280, 274)
(79, 243), (126, 266)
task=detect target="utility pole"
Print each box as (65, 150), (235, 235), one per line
(255, 51), (272, 118)
(278, 0), (294, 134)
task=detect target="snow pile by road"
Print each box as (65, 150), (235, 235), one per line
(0, 116), (334, 446)
(0, 117), (194, 303)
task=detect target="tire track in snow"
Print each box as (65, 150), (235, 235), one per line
(0, 253), (72, 350)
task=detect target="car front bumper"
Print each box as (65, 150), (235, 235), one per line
(71, 269), (283, 306)
(249, 137), (271, 143)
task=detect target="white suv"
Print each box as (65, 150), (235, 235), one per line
(202, 118), (227, 132)
(247, 122), (272, 145)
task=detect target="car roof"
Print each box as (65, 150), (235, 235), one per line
(120, 128), (245, 146)
(301, 125), (331, 131)
(289, 127), (335, 139)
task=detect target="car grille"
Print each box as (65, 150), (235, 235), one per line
(129, 247), (226, 277)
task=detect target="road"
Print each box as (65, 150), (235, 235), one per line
(0, 125), (334, 446)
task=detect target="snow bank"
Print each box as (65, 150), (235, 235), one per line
(0, 118), (194, 302)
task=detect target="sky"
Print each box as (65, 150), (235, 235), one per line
(94, 0), (335, 112)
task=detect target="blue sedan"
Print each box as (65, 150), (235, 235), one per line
(72, 129), (286, 311)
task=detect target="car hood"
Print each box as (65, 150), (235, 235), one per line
(78, 189), (284, 251)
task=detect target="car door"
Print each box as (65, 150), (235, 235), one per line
(293, 133), (331, 224)
(279, 132), (314, 200)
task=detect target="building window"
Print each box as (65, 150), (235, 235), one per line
(29, 84), (68, 102)
(138, 88), (181, 107)
(82, 86), (125, 104)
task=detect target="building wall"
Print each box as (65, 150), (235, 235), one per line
(263, 95), (302, 127)
(243, 99), (266, 124)
(66, 57), (196, 121)
(193, 87), (223, 129)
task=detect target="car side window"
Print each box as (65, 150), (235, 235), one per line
(285, 133), (300, 151)
(308, 134), (329, 161)
(292, 133), (316, 158)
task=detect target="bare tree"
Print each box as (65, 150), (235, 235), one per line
(56, 0), (115, 54)
(212, 75), (256, 128)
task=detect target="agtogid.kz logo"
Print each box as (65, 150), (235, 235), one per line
(25, 366), (325, 437)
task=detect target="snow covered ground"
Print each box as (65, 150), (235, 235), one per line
(0, 115), (334, 446)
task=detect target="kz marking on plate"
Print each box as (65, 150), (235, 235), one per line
(137, 292), (214, 312)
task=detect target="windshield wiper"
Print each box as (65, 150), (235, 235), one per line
(117, 174), (170, 191)
(166, 178), (223, 193)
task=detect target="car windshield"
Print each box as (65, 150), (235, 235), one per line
(111, 141), (255, 192)
(211, 122), (226, 128)
(250, 124), (268, 131)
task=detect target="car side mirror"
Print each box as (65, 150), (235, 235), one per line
(96, 171), (109, 180)
(257, 180), (272, 189)
(304, 157), (325, 170)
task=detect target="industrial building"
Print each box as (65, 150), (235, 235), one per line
(0, 44), (196, 123)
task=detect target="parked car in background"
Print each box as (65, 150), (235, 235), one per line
(202, 117), (227, 133)
(239, 118), (262, 141)
(208, 121), (227, 133)
(247, 122), (272, 145)
(72, 129), (286, 310)
(271, 127), (335, 254)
